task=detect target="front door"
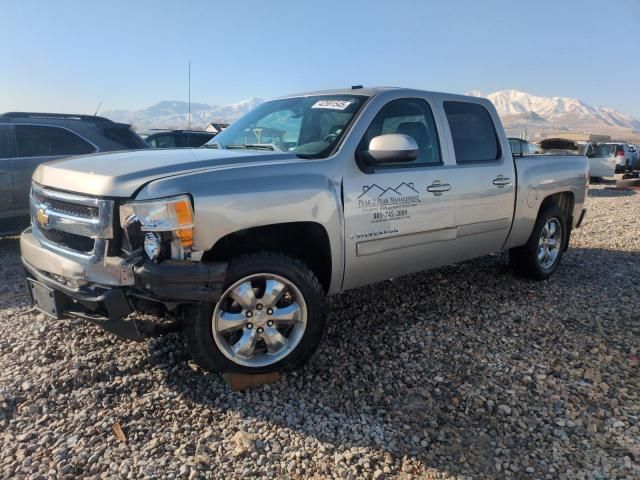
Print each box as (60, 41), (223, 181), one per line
(342, 97), (458, 290)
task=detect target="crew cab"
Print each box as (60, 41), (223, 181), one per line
(20, 87), (589, 374)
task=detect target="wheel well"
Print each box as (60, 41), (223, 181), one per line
(202, 222), (332, 293)
(539, 191), (575, 251)
(540, 191), (574, 221)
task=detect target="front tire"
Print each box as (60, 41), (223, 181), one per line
(184, 252), (327, 373)
(510, 204), (567, 280)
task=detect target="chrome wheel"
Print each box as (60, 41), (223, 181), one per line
(537, 218), (561, 269)
(212, 273), (307, 368)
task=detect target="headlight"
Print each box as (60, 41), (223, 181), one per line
(120, 195), (194, 261)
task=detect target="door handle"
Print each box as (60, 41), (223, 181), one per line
(0, 170), (7, 175)
(427, 181), (451, 196)
(493, 175), (511, 187)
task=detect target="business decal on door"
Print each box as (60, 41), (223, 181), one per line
(357, 182), (420, 223)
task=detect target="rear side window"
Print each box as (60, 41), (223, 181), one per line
(100, 127), (147, 149)
(15, 125), (95, 157)
(444, 101), (500, 163)
(187, 134), (215, 147)
(360, 98), (441, 166)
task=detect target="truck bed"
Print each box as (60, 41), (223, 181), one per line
(505, 154), (589, 249)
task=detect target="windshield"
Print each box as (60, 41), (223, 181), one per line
(206, 95), (367, 158)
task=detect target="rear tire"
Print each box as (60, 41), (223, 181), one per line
(183, 252), (327, 373)
(510, 204), (567, 280)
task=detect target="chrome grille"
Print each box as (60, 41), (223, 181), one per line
(30, 183), (115, 261)
(32, 190), (99, 218)
(38, 227), (95, 253)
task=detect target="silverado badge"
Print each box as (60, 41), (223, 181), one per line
(36, 208), (49, 228)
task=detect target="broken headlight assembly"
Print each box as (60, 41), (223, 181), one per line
(119, 195), (194, 262)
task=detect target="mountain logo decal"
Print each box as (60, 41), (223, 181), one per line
(356, 182), (421, 211)
(359, 182), (418, 199)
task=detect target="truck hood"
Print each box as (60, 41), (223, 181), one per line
(33, 148), (301, 197)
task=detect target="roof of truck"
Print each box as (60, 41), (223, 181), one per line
(276, 86), (491, 104)
(277, 86), (400, 99)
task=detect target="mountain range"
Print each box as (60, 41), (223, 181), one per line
(468, 90), (640, 139)
(103, 98), (264, 131)
(104, 90), (640, 140)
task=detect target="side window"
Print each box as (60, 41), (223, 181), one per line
(443, 101), (500, 163)
(100, 127), (146, 149)
(360, 98), (441, 166)
(174, 135), (190, 148)
(153, 134), (176, 148)
(0, 126), (13, 159)
(188, 134), (214, 147)
(15, 125), (95, 157)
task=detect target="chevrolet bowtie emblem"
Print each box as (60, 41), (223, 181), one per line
(36, 208), (49, 227)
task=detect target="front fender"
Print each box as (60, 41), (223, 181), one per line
(135, 162), (345, 293)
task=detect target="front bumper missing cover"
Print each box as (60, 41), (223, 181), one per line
(22, 242), (227, 342)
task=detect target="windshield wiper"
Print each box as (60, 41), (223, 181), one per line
(202, 141), (221, 149)
(226, 143), (279, 152)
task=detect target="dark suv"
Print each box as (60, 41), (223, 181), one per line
(0, 112), (148, 235)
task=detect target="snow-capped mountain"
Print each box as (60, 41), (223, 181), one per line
(104, 89), (640, 140)
(104, 98), (264, 131)
(468, 90), (640, 138)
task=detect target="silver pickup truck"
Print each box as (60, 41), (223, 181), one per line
(20, 87), (588, 373)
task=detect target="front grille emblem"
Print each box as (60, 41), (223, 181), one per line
(36, 208), (50, 228)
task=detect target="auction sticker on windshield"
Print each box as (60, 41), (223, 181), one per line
(311, 100), (352, 110)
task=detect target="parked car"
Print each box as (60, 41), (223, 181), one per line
(587, 143), (618, 179)
(508, 137), (539, 156)
(0, 112), (148, 235)
(21, 87), (588, 374)
(145, 130), (217, 148)
(538, 138), (616, 180)
(607, 143), (634, 173)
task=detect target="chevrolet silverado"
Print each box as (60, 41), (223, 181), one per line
(21, 87), (589, 373)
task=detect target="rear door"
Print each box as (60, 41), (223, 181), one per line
(0, 125), (16, 234)
(12, 124), (96, 230)
(440, 100), (516, 259)
(342, 95), (458, 290)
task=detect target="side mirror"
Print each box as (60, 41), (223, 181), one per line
(360, 134), (418, 164)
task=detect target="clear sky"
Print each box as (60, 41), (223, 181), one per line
(1, 0), (639, 115)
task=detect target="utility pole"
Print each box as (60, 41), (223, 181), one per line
(188, 60), (191, 130)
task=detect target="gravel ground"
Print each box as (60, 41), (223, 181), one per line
(1, 184), (639, 479)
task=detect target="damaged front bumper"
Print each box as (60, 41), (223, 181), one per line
(21, 228), (226, 341)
